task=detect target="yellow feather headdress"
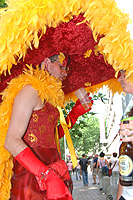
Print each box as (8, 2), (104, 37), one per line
(0, 0), (132, 101)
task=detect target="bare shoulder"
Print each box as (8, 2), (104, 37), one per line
(14, 85), (38, 109)
(19, 84), (37, 93)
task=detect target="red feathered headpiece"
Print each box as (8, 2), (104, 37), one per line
(0, 0), (132, 101)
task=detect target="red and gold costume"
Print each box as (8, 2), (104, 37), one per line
(0, 68), (70, 199)
(11, 103), (72, 199)
(0, 68), (91, 199)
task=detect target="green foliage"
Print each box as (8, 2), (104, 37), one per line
(0, 0), (7, 8)
(60, 92), (108, 158)
(71, 115), (105, 156)
(60, 112), (107, 158)
(60, 137), (65, 160)
(92, 92), (108, 103)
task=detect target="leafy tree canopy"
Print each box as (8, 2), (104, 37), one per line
(0, 0), (7, 8)
(60, 93), (108, 160)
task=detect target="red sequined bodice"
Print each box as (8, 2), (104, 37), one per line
(11, 102), (73, 199)
(23, 102), (59, 148)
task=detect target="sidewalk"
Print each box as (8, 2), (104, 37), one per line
(72, 167), (106, 200)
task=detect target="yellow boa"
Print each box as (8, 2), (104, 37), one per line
(0, 67), (76, 199)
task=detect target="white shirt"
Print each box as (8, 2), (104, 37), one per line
(122, 186), (133, 200)
(110, 157), (119, 171)
(76, 160), (80, 169)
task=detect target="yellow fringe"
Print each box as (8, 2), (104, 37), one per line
(64, 78), (123, 103)
(0, 0), (132, 91)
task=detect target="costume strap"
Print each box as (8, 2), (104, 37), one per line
(111, 161), (117, 170)
(57, 106), (77, 168)
(55, 126), (61, 156)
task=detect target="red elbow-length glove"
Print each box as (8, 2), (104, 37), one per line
(58, 93), (93, 139)
(15, 147), (72, 200)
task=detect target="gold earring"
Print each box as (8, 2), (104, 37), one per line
(41, 61), (45, 70)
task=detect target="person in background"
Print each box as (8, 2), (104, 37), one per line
(116, 70), (133, 200)
(109, 152), (119, 185)
(79, 153), (89, 186)
(72, 167), (75, 175)
(98, 152), (109, 192)
(75, 157), (81, 180)
(67, 160), (73, 179)
(90, 156), (95, 183)
(90, 156), (94, 172)
(107, 157), (112, 168)
(92, 154), (99, 185)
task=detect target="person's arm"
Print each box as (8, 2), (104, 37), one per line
(4, 85), (72, 200)
(4, 85), (38, 156)
(93, 162), (96, 167)
(108, 159), (112, 169)
(79, 160), (81, 166)
(105, 159), (109, 168)
(58, 95), (93, 138)
(116, 182), (123, 200)
(93, 162), (95, 172)
(79, 160), (82, 167)
(119, 121), (133, 142)
(96, 159), (99, 171)
(93, 160), (96, 168)
(96, 162), (99, 172)
(97, 160), (99, 168)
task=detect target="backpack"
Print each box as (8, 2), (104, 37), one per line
(100, 159), (109, 176)
(102, 166), (109, 176)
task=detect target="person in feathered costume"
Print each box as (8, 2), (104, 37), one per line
(2, 52), (92, 200)
(0, 0), (132, 199)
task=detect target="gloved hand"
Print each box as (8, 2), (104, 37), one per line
(58, 93), (93, 138)
(36, 170), (72, 200)
(67, 93), (93, 127)
(15, 147), (72, 200)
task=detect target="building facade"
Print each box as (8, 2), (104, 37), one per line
(105, 91), (133, 154)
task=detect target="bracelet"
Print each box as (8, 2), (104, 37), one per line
(41, 169), (51, 180)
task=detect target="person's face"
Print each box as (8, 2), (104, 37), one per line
(118, 70), (133, 94)
(46, 58), (67, 81)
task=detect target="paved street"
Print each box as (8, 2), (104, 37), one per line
(72, 167), (106, 200)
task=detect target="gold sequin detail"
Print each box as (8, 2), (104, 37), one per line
(39, 125), (46, 133)
(28, 133), (38, 142)
(48, 115), (54, 123)
(33, 113), (39, 122)
(41, 106), (46, 112)
(47, 135), (53, 143)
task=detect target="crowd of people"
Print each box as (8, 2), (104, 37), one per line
(66, 149), (126, 199)
(66, 151), (119, 187)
